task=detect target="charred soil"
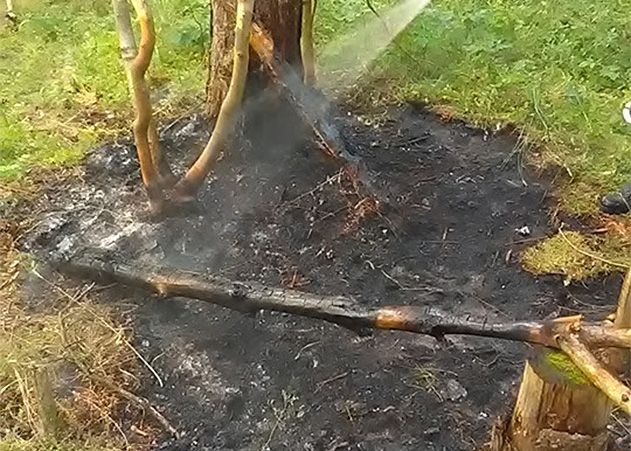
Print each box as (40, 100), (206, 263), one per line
(21, 100), (623, 450)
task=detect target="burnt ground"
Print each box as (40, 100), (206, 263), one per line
(21, 99), (626, 450)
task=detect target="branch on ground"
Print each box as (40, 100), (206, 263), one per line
(50, 251), (631, 353)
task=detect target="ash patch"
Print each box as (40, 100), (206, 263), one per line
(24, 101), (623, 450)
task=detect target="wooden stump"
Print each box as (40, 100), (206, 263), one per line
(491, 270), (631, 451)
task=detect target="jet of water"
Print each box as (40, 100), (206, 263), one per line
(318, 0), (432, 94)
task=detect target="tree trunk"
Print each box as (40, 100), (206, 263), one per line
(206, 0), (302, 117)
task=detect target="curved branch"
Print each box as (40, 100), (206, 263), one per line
(175, 0), (254, 199)
(557, 333), (631, 415)
(112, 0), (164, 212)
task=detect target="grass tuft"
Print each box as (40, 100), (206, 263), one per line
(0, 0), (208, 183)
(0, 226), (145, 450)
(522, 231), (630, 282)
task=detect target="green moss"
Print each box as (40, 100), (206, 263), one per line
(544, 350), (589, 386)
(522, 231), (630, 282)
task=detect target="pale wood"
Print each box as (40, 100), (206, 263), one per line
(301, 0), (316, 85)
(493, 361), (610, 451)
(495, 272), (631, 450)
(112, 0), (163, 212)
(607, 268), (631, 373)
(558, 334), (631, 415)
(176, 0), (254, 198)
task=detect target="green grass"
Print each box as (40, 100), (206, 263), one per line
(2, 0), (631, 214)
(0, 0), (208, 181)
(372, 0), (631, 214)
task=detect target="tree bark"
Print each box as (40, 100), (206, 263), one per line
(206, 0), (303, 117)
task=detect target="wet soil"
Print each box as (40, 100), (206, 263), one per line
(23, 100), (624, 450)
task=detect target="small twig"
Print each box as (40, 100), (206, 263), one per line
(558, 226), (630, 269)
(262, 391), (295, 450)
(281, 172), (341, 207)
(294, 341), (320, 361)
(91, 374), (178, 437)
(313, 205), (349, 225)
(315, 371), (349, 393)
(381, 269), (444, 293)
(505, 236), (545, 246)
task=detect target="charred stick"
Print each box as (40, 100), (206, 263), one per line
(50, 252), (631, 351)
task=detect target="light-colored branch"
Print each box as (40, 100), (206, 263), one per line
(112, 0), (164, 212)
(605, 268), (631, 382)
(301, 0), (316, 85)
(176, 0), (254, 199)
(557, 333), (631, 416)
(5, 0), (16, 23)
(614, 268), (631, 328)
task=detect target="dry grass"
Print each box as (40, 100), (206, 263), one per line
(0, 225), (151, 449)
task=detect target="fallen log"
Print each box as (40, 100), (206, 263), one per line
(49, 251), (631, 352)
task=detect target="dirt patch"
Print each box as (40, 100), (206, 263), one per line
(22, 100), (624, 450)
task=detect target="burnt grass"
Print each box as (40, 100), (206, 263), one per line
(24, 99), (624, 450)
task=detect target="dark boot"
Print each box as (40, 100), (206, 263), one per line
(600, 182), (631, 214)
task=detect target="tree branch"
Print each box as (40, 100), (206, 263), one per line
(5, 0), (17, 27)
(557, 333), (631, 415)
(49, 251), (631, 352)
(175, 0), (254, 200)
(301, 0), (317, 85)
(112, 0), (164, 212)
